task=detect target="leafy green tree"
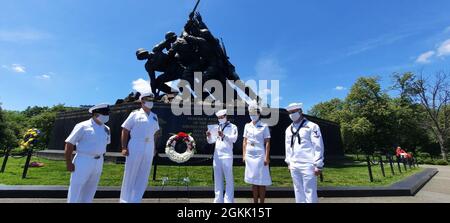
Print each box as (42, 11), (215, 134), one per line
(27, 104), (76, 149)
(341, 116), (375, 154)
(308, 98), (344, 123)
(0, 103), (8, 149)
(22, 106), (49, 118)
(0, 104), (20, 150)
(345, 77), (396, 153)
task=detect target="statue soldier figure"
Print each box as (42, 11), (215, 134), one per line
(135, 0), (260, 103)
(136, 31), (183, 96)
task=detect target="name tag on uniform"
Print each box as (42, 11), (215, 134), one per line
(145, 137), (150, 142)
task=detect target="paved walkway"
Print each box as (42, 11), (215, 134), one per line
(1, 165), (449, 203)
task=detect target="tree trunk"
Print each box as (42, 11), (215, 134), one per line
(437, 136), (448, 161)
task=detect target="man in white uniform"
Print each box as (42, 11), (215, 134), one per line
(120, 92), (160, 203)
(285, 103), (324, 203)
(206, 109), (238, 203)
(65, 103), (111, 203)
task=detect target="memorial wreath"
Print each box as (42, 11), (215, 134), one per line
(165, 132), (196, 164)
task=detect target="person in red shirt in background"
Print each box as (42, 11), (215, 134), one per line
(396, 147), (407, 158)
(396, 146), (413, 161)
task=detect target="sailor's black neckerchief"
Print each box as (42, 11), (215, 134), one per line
(290, 118), (307, 148)
(218, 121), (231, 140)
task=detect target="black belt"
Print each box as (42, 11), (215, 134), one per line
(77, 153), (104, 159)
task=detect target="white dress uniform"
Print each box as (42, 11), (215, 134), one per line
(243, 121), (272, 186)
(207, 118), (238, 203)
(285, 116), (324, 203)
(120, 108), (160, 203)
(65, 119), (110, 203)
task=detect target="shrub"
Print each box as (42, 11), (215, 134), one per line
(433, 159), (449, 166)
(421, 158), (434, 165)
(417, 152), (431, 159)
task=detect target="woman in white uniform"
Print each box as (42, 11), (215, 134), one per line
(242, 103), (272, 203)
(120, 92), (160, 203)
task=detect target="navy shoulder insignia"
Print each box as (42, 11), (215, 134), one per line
(313, 130), (320, 138)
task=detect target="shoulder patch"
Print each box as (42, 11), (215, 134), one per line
(313, 130), (321, 138)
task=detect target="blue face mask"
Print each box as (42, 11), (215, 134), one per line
(289, 112), (301, 122)
(144, 101), (153, 109)
(218, 118), (227, 124)
(97, 115), (109, 124)
(250, 115), (259, 122)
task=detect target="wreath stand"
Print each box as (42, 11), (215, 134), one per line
(159, 165), (192, 199)
(158, 132), (196, 199)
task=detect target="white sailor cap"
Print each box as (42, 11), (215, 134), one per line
(215, 109), (227, 117)
(248, 101), (260, 113)
(89, 103), (110, 114)
(139, 92), (155, 101)
(286, 103), (303, 112)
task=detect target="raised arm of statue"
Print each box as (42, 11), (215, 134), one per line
(195, 12), (208, 30)
(152, 40), (169, 53)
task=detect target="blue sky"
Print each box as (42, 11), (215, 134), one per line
(1, 0), (450, 112)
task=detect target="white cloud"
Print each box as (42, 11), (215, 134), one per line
(36, 74), (51, 80)
(259, 88), (272, 95)
(132, 78), (152, 94)
(414, 38), (450, 64)
(0, 30), (51, 42)
(12, 64), (26, 73)
(2, 64), (26, 73)
(445, 26), (450, 33)
(416, 51), (435, 64)
(334, 86), (347, 91)
(347, 32), (414, 56)
(255, 56), (286, 80)
(272, 96), (283, 104)
(437, 39), (450, 57)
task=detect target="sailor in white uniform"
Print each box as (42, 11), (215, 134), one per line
(65, 103), (111, 203)
(206, 109), (238, 203)
(120, 92), (160, 203)
(285, 103), (324, 203)
(242, 103), (272, 203)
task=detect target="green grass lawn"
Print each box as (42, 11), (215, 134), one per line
(0, 156), (422, 187)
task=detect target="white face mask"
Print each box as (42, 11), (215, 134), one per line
(97, 115), (109, 124)
(250, 115), (259, 122)
(289, 112), (301, 122)
(218, 118), (227, 124)
(144, 101), (153, 109)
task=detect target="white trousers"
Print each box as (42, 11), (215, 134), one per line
(120, 147), (154, 203)
(290, 165), (318, 203)
(213, 157), (234, 203)
(67, 154), (103, 203)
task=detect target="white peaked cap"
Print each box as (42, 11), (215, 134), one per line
(248, 100), (260, 112)
(215, 109), (227, 117)
(286, 103), (303, 111)
(88, 103), (109, 114)
(139, 92), (155, 100)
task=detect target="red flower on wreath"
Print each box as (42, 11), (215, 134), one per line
(175, 132), (190, 141)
